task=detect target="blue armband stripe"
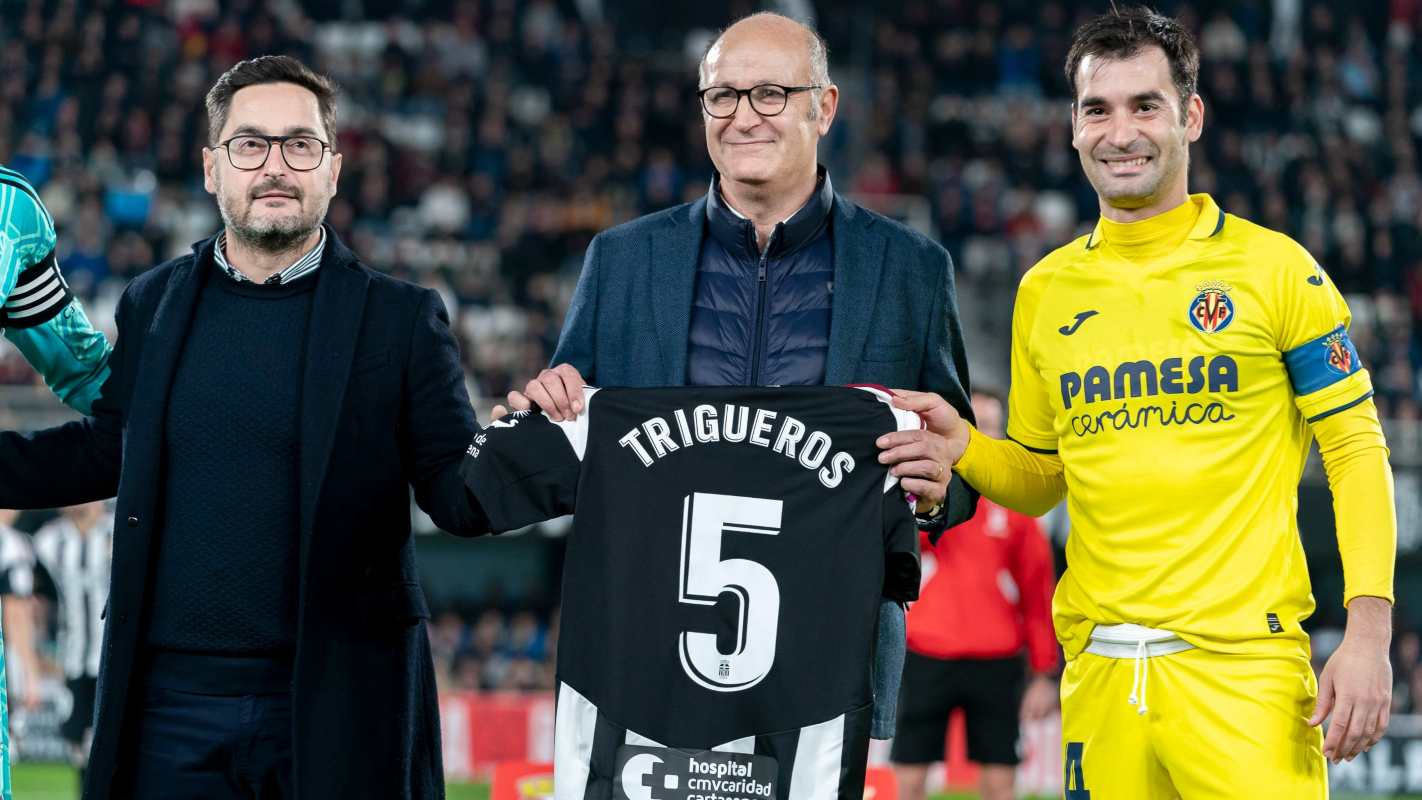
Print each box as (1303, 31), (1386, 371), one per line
(1284, 325), (1362, 396)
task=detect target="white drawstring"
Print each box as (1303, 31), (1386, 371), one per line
(1087, 623), (1192, 715)
(1127, 639), (1150, 715)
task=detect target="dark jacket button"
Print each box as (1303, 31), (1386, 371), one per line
(127, 516), (139, 527)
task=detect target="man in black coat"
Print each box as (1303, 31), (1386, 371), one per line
(0, 56), (484, 799)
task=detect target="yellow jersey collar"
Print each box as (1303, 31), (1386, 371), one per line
(1084, 193), (1226, 250)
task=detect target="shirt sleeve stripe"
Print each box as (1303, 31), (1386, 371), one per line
(1305, 390), (1374, 424)
(1284, 324), (1362, 395)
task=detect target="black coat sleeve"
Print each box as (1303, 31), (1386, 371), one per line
(403, 289), (489, 537)
(0, 283), (132, 508)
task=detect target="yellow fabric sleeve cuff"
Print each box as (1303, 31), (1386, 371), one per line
(954, 425), (1067, 517)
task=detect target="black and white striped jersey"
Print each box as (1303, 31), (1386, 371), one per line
(0, 524), (34, 599)
(462, 385), (921, 800)
(34, 516), (112, 679)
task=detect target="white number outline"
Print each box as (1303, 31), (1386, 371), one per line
(676, 492), (783, 692)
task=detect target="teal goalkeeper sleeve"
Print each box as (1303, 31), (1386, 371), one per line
(0, 166), (110, 415)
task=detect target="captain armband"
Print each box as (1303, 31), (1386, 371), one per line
(1283, 325), (1372, 423)
(0, 249), (74, 329)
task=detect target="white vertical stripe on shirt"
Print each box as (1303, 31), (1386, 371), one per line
(554, 681), (598, 800)
(787, 713), (845, 800)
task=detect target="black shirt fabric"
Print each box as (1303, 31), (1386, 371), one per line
(461, 385), (921, 800)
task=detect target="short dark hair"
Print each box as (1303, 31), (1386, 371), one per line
(205, 55), (339, 145)
(1065, 7), (1199, 112)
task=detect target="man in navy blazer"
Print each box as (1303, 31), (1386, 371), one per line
(504, 12), (979, 740)
(0, 57), (481, 800)
(511, 13), (976, 529)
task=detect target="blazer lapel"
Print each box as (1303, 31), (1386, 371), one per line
(297, 236), (370, 539)
(123, 243), (210, 481)
(825, 198), (886, 384)
(649, 198), (704, 385)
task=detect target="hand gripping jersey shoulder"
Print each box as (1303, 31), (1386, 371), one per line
(463, 385), (920, 800)
(0, 167), (110, 415)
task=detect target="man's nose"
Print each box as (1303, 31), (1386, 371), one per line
(730, 95), (766, 131)
(260, 143), (293, 177)
(1105, 110), (1139, 151)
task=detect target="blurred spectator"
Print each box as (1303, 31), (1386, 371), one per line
(431, 607), (557, 692)
(0, 509), (39, 711)
(33, 502), (110, 789)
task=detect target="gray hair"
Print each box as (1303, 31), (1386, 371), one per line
(698, 12), (831, 119)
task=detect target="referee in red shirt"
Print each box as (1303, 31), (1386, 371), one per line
(891, 388), (1059, 800)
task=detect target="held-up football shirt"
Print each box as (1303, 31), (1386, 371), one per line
(461, 385), (921, 800)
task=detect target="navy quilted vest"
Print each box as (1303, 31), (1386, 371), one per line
(687, 171), (835, 386)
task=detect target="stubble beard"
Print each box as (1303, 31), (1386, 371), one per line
(218, 182), (327, 253)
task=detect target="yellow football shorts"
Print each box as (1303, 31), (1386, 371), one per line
(1060, 648), (1327, 799)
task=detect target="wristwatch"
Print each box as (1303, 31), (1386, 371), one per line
(915, 500), (949, 536)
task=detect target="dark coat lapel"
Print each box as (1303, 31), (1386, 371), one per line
(297, 231), (370, 543)
(120, 240), (211, 513)
(649, 198), (704, 385)
(825, 198), (886, 384)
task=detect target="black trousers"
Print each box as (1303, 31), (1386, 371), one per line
(124, 653), (294, 800)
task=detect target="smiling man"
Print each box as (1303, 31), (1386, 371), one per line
(498, 12), (978, 759)
(883, 7), (1396, 799)
(0, 56), (488, 799)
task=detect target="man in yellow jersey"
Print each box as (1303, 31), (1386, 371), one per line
(880, 7), (1395, 798)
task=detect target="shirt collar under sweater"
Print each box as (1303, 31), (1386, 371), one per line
(212, 226), (325, 286)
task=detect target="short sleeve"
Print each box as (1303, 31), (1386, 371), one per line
(1272, 242), (1373, 423)
(1005, 271), (1058, 452)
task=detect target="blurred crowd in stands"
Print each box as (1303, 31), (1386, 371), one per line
(0, 0), (1416, 418)
(429, 607), (559, 692)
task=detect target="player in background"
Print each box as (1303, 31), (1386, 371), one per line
(882, 7), (1395, 798)
(0, 165), (110, 414)
(0, 510), (38, 800)
(891, 388), (1057, 800)
(34, 501), (110, 794)
(0, 510), (38, 714)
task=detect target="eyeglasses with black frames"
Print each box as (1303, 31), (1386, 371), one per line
(208, 134), (332, 171)
(697, 84), (822, 119)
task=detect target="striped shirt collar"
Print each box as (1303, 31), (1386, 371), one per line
(213, 226), (326, 285)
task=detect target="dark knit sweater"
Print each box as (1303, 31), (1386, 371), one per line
(144, 264), (315, 659)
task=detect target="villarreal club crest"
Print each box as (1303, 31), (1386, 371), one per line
(1324, 330), (1355, 375)
(1189, 281), (1235, 333)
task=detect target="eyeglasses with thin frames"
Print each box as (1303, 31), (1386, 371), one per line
(697, 84), (822, 119)
(208, 134), (332, 171)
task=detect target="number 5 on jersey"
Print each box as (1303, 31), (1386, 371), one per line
(678, 493), (782, 692)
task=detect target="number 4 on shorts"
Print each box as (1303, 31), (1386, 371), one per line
(1064, 741), (1091, 799)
